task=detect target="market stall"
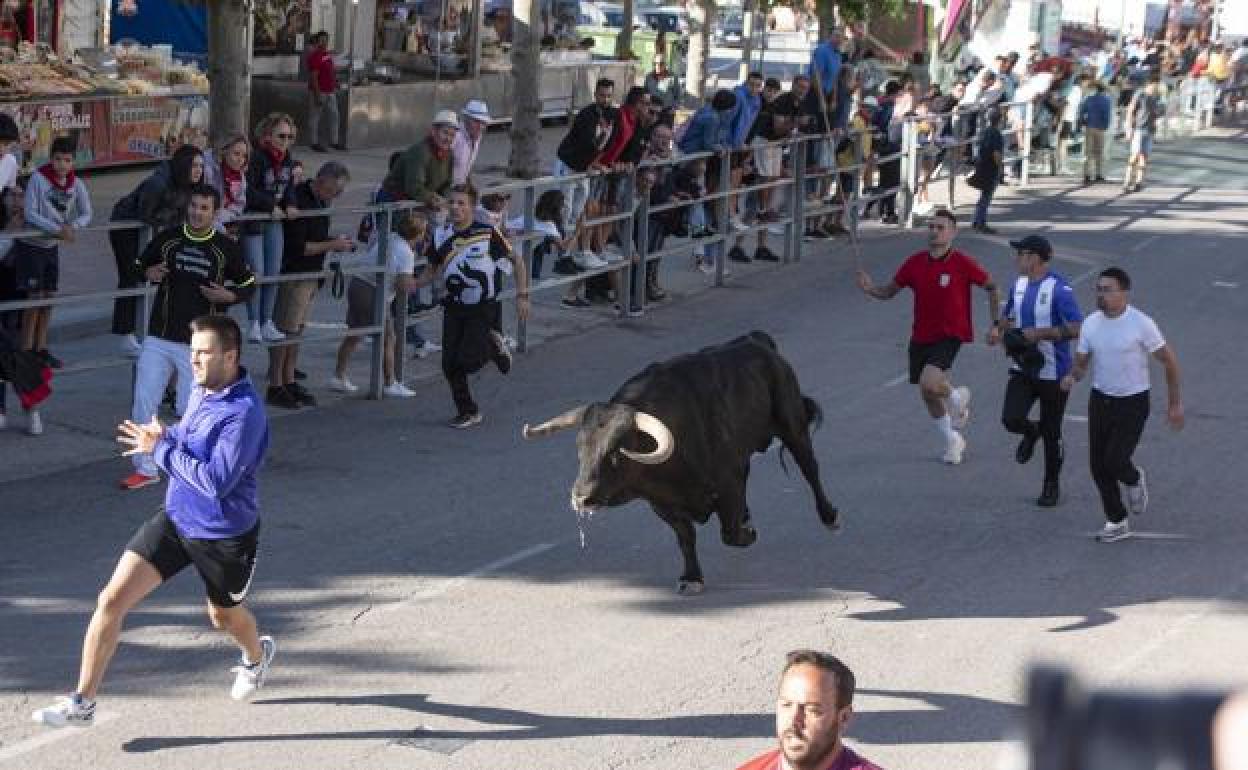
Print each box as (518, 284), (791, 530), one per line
(1, 1), (210, 172)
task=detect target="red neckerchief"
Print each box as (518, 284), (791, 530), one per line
(222, 165), (244, 208)
(427, 135), (449, 161)
(261, 141), (287, 173)
(38, 163), (76, 192)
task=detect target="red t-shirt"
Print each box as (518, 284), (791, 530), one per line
(892, 248), (990, 344)
(307, 48), (337, 93)
(736, 746), (884, 770)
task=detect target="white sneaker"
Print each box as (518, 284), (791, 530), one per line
(574, 252), (608, 269)
(32, 694), (95, 728)
(731, 217), (748, 232)
(230, 635), (276, 701)
(383, 382), (417, 398)
(948, 386), (971, 431)
(1096, 520), (1131, 543)
(26, 409), (43, 436)
(247, 321), (263, 343)
(942, 431), (966, 465)
(261, 321), (286, 342)
(1126, 467), (1148, 516)
(120, 334), (142, 358)
(0, 412), (7, 431)
(327, 376), (359, 394)
(412, 340), (442, 359)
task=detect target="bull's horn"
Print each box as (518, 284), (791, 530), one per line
(522, 406), (587, 439)
(621, 411), (674, 465)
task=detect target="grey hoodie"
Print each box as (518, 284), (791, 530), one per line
(21, 164), (92, 248)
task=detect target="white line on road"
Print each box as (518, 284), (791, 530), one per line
(1065, 415), (1088, 422)
(1213, 281), (1239, 288)
(1130, 234), (1161, 252)
(883, 374), (908, 388)
(0, 712), (119, 765)
(370, 542), (560, 617)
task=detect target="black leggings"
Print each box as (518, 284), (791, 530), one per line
(109, 228), (145, 336)
(1088, 389), (1149, 523)
(440, 301), (501, 416)
(1001, 371), (1069, 483)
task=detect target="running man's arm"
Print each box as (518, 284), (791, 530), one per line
(1152, 343), (1184, 430)
(982, 278), (1001, 327)
(856, 269), (901, 299)
(151, 407), (266, 498)
(1061, 351), (1090, 391)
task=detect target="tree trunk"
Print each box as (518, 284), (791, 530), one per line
(616, 0), (634, 59)
(206, 0), (252, 147)
(508, 0), (543, 178)
(686, 0), (715, 101)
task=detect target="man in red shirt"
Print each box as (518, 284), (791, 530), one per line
(305, 31), (345, 153)
(737, 650), (883, 770)
(856, 208), (1000, 464)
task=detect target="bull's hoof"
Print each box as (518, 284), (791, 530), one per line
(677, 580), (705, 596)
(722, 525), (758, 548)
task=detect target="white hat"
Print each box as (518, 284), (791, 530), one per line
(461, 99), (491, 124)
(432, 109), (460, 129)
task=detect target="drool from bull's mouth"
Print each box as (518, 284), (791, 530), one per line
(570, 501), (596, 549)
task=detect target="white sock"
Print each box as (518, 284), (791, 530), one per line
(934, 415), (955, 442)
(946, 387), (961, 416)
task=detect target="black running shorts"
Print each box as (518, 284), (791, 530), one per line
(908, 337), (962, 384)
(126, 510), (260, 608)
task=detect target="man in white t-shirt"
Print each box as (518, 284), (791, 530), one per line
(1061, 267), (1184, 543)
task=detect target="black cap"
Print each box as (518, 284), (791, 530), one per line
(1009, 235), (1053, 259)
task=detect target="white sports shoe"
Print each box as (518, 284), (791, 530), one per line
(949, 386), (971, 430)
(943, 431), (966, 465)
(1096, 520), (1131, 543)
(0, 411), (7, 431)
(32, 694), (95, 728)
(26, 409), (43, 436)
(574, 252), (609, 270)
(327, 376), (359, 394)
(383, 382), (417, 398)
(261, 321), (286, 342)
(247, 321), (263, 344)
(120, 334), (142, 358)
(230, 636), (277, 701)
(1126, 467), (1148, 516)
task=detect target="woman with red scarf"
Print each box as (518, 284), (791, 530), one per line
(208, 135), (250, 235)
(243, 113), (299, 344)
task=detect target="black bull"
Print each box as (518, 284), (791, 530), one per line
(523, 331), (840, 594)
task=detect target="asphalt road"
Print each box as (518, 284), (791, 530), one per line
(3, 148), (1247, 768)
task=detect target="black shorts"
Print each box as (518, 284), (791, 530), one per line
(126, 510), (260, 608)
(908, 338), (962, 384)
(13, 241), (59, 293)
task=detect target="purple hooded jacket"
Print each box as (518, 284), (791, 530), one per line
(152, 370), (269, 539)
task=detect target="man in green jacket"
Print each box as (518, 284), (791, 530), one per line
(383, 110), (460, 207)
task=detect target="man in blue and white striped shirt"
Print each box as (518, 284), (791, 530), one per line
(988, 235), (1084, 507)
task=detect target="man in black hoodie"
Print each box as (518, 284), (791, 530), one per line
(554, 78), (618, 272)
(121, 184), (255, 491)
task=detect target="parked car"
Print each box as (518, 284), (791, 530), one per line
(642, 6), (690, 36)
(595, 2), (647, 30)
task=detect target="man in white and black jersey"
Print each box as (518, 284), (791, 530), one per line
(1061, 267), (1184, 543)
(433, 183), (529, 428)
(986, 235), (1083, 507)
(120, 184), (255, 491)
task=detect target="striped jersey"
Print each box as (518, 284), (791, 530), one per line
(1002, 271), (1083, 379)
(432, 222), (513, 306)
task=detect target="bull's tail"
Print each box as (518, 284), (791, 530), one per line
(777, 395), (823, 476)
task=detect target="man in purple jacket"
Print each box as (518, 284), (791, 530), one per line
(33, 315), (274, 728)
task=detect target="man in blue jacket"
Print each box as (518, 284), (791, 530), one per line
(1077, 80), (1113, 184)
(33, 315), (274, 729)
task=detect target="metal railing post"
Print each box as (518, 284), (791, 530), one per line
(849, 128), (863, 242)
(617, 172), (636, 317)
(1021, 101), (1034, 188)
(518, 185), (536, 351)
(948, 111), (960, 209)
(787, 135), (804, 264)
(635, 172), (650, 314)
(368, 208), (391, 400)
(129, 223), (154, 414)
(901, 119), (917, 228)
(715, 148), (731, 288)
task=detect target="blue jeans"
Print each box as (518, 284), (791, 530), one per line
(973, 183), (997, 227)
(130, 336), (193, 476)
(243, 223), (283, 323)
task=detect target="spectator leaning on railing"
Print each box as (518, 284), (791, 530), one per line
(17, 135), (92, 370)
(382, 109), (459, 213)
(243, 112), (300, 345)
(453, 100), (491, 186)
(109, 144), (206, 358)
(266, 161), (353, 411)
(121, 184), (255, 491)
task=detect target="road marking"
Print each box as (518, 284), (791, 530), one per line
(1213, 281), (1239, 288)
(1065, 415), (1088, 422)
(1130, 234), (1161, 252)
(883, 374), (908, 388)
(0, 712), (119, 765)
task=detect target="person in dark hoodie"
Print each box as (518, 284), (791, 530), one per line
(109, 144), (207, 357)
(243, 112), (299, 345)
(33, 314), (275, 731)
(119, 184), (255, 491)
(16, 136), (92, 369)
